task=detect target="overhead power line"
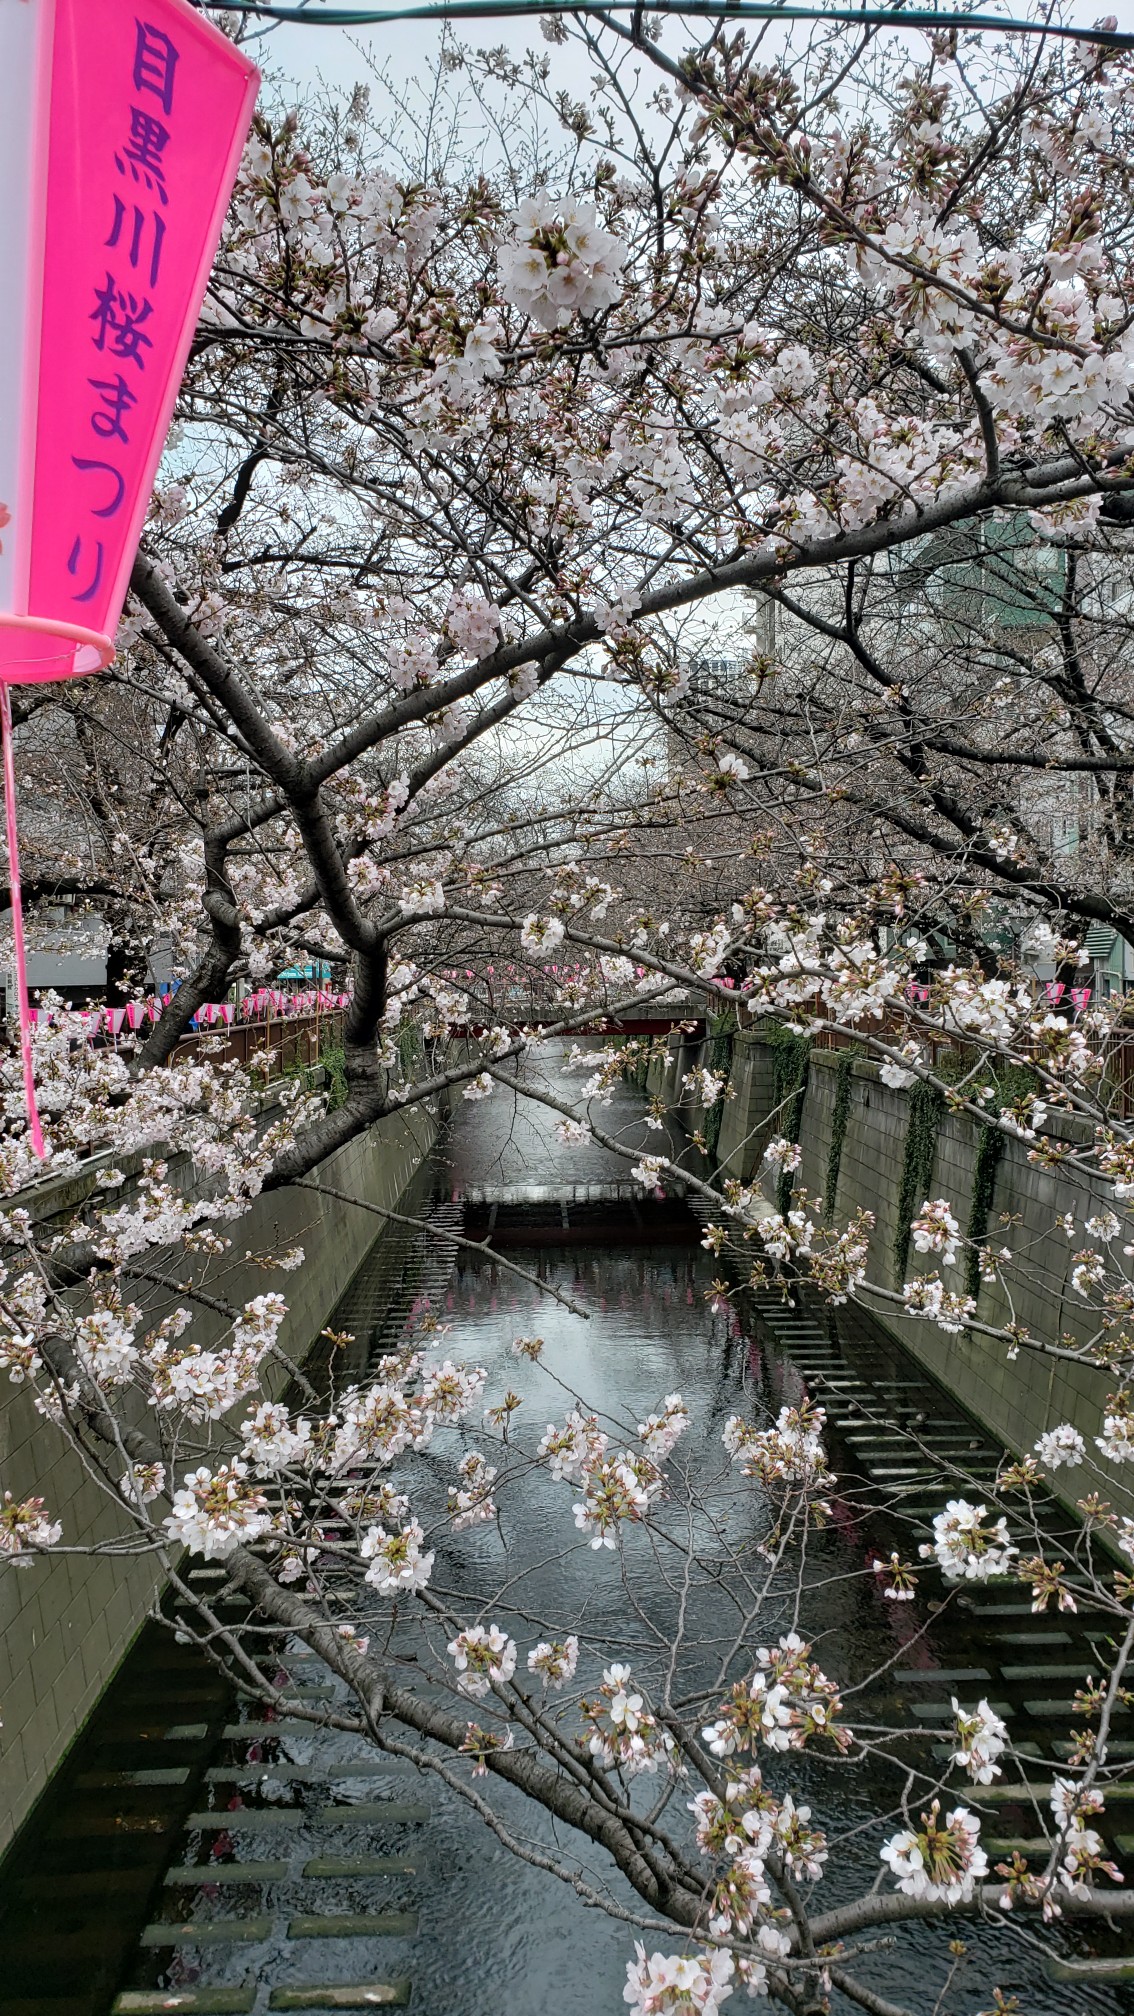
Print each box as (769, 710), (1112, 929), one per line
(197, 0), (1134, 48)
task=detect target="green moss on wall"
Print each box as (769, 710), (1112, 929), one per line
(824, 1048), (857, 1221)
(964, 1063), (1038, 1298)
(893, 1076), (946, 1280)
(766, 1022), (811, 1214)
(703, 1012), (737, 1165)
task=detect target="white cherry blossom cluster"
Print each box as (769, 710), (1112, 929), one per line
(901, 1273), (977, 1334)
(497, 196), (627, 330)
(445, 590), (502, 658)
(447, 1623), (517, 1698)
(910, 1198), (961, 1267)
(920, 1499), (1018, 1582)
(0, 1491), (62, 1557)
(879, 1042), (924, 1090)
(119, 1462), (166, 1507)
(240, 1401), (312, 1474)
(684, 1067), (728, 1108)
(1098, 1393), (1134, 1462)
(573, 1453), (659, 1548)
(880, 1802), (988, 1903)
(539, 1407), (607, 1482)
(1034, 1424), (1086, 1470)
(448, 1450), (498, 1531)
(527, 1635), (579, 1689)
(360, 1519), (435, 1595)
(145, 1293), (286, 1422)
(762, 1136), (803, 1174)
(623, 1945), (734, 2016)
(637, 1394), (690, 1461)
(1049, 1779), (1123, 1899)
(520, 914), (566, 955)
(722, 1402), (832, 1494)
(756, 1204), (816, 1266)
(164, 1462), (271, 1560)
(702, 1633), (850, 1757)
(583, 1663), (677, 1776)
(951, 1698), (1008, 1784)
(420, 1359), (488, 1423)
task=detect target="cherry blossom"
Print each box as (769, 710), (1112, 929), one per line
(164, 1462), (271, 1560)
(881, 1803), (988, 1903)
(360, 1519), (435, 1595)
(526, 1636), (579, 1690)
(1034, 1424), (1086, 1470)
(0, 1492), (62, 1557)
(910, 1199), (962, 1268)
(623, 1944), (734, 2016)
(921, 1500), (1018, 1583)
(447, 1624), (517, 1698)
(951, 1698), (1009, 1784)
(497, 196), (627, 330)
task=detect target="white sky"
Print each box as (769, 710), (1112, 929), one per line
(254, 0), (1134, 99)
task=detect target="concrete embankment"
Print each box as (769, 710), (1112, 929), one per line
(649, 1025), (1134, 1530)
(0, 1101), (436, 1854)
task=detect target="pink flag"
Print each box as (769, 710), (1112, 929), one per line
(1045, 981), (1066, 1004)
(0, 0), (259, 682)
(0, 2), (258, 1151)
(107, 1006), (127, 1035)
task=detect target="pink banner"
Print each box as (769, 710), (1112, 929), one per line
(0, 0), (259, 682)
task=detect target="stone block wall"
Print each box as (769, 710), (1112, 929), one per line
(665, 1030), (1134, 1531)
(0, 1102), (436, 1854)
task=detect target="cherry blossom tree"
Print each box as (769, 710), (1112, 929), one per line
(10, 9), (1134, 2009)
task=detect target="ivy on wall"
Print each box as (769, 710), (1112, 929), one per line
(766, 1022), (811, 1214)
(703, 1012), (737, 1165)
(824, 1048), (857, 1221)
(964, 1063), (1038, 1299)
(614, 1036), (652, 1091)
(893, 1076), (946, 1280)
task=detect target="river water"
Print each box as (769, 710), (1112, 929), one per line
(2, 1044), (1131, 2016)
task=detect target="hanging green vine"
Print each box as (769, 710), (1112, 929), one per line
(964, 1062), (1038, 1298)
(703, 1011), (737, 1165)
(824, 1048), (858, 1221)
(893, 1076), (946, 1279)
(766, 1021), (811, 1213)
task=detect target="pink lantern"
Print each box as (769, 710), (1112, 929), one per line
(0, 0), (258, 1151)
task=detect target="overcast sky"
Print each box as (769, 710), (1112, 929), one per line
(248, 0), (1134, 105)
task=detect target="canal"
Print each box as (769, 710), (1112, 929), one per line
(1, 1044), (1132, 2016)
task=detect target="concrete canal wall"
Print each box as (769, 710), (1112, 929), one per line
(649, 1027), (1134, 1527)
(0, 1102), (436, 1854)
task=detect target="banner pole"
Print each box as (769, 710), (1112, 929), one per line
(1, 683), (45, 1157)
